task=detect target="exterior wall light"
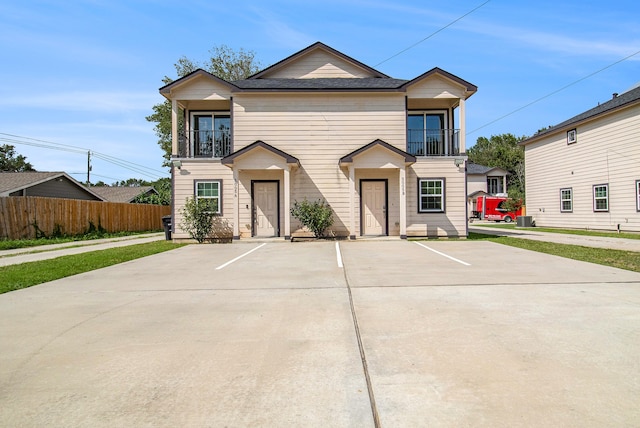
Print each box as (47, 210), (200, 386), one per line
(171, 159), (182, 169)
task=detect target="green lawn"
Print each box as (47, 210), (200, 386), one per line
(468, 232), (640, 273)
(0, 241), (185, 294)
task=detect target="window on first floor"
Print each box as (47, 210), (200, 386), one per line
(487, 176), (504, 194)
(195, 180), (222, 214)
(418, 178), (445, 213)
(636, 180), (640, 212)
(560, 188), (573, 212)
(593, 184), (608, 212)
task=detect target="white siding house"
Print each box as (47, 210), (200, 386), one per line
(160, 42), (477, 240)
(520, 86), (640, 232)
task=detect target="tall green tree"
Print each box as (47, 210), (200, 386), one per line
(0, 144), (35, 172)
(147, 45), (262, 167)
(467, 133), (526, 200)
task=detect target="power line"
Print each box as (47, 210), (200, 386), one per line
(0, 132), (168, 179)
(467, 48), (640, 135)
(374, 1), (491, 67)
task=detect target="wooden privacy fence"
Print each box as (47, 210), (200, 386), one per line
(0, 196), (171, 240)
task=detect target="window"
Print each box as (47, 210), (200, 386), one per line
(560, 188), (573, 212)
(636, 180), (640, 212)
(487, 176), (504, 194)
(195, 180), (222, 214)
(567, 129), (577, 145)
(407, 111), (454, 156)
(593, 184), (608, 212)
(418, 178), (445, 213)
(190, 112), (231, 157)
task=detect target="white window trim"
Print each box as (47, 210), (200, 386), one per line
(593, 184), (608, 212)
(636, 180), (640, 212)
(418, 178), (445, 213)
(567, 129), (577, 145)
(195, 180), (222, 214)
(560, 187), (573, 213)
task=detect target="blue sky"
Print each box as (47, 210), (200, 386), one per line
(1, 0), (638, 184)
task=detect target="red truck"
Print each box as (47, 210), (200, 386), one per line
(473, 195), (523, 223)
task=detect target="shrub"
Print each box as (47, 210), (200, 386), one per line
(290, 198), (334, 238)
(180, 197), (218, 243)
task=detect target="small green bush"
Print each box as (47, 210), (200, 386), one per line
(290, 198), (334, 238)
(180, 197), (218, 243)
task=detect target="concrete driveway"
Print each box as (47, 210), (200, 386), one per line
(1, 240), (639, 427)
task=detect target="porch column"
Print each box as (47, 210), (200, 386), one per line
(233, 168), (240, 240)
(458, 98), (466, 153)
(171, 99), (178, 156)
(284, 166), (291, 240)
(399, 165), (407, 239)
(349, 165), (356, 239)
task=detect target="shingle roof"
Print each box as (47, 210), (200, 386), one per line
(521, 84), (640, 144)
(0, 172), (63, 193)
(0, 171), (105, 200)
(90, 186), (157, 203)
(231, 77), (409, 91)
(466, 163), (508, 175)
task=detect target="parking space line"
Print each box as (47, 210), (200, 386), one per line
(215, 243), (267, 270)
(413, 241), (471, 266)
(335, 242), (344, 268)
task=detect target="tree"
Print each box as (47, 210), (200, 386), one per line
(132, 178), (171, 205)
(147, 45), (262, 167)
(467, 133), (526, 201)
(0, 144), (35, 172)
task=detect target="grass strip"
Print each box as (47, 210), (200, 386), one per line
(473, 223), (640, 240)
(469, 232), (640, 273)
(0, 230), (163, 251)
(0, 241), (185, 294)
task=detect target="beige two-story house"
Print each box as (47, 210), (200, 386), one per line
(160, 42), (477, 240)
(520, 85), (640, 232)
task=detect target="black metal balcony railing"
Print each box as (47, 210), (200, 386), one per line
(178, 130), (231, 158)
(407, 129), (460, 156)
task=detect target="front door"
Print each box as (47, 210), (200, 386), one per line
(253, 181), (278, 237)
(361, 180), (387, 235)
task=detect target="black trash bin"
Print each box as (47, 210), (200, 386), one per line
(162, 215), (172, 240)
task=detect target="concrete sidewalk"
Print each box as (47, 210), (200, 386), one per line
(469, 224), (640, 252)
(0, 233), (165, 267)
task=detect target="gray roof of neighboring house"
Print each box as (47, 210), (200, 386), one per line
(521, 84), (640, 145)
(0, 172), (104, 200)
(466, 163), (508, 175)
(90, 186), (157, 203)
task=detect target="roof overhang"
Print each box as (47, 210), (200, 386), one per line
(339, 139), (416, 167)
(221, 140), (300, 169)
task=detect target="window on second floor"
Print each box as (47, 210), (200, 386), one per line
(593, 184), (608, 212)
(487, 176), (504, 194)
(407, 112), (458, 156)
(190, 112), (231, 158)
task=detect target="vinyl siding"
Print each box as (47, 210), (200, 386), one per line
(261, 50), (375, 79)
(407, 158), (467, 237)
(406, 75), (467, 100)
(524, 103), (640, 232)
(172, 161), (234, 240)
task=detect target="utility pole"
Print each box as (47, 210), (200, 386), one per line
(86, 151), (91, 185)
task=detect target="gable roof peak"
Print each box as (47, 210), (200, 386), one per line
(248, 41), (390, 80)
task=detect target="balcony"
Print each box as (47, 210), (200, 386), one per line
(178, 130), (232, 158)
(407, 129), (460, 156)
